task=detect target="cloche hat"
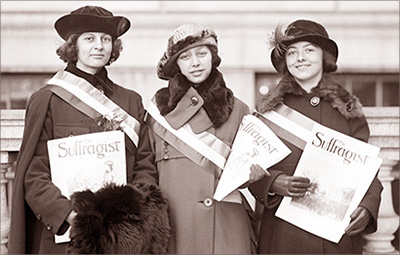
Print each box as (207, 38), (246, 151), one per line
(270, 19), (338, 73)
(157, 23), (219, 80)
(55, 6), (130, 41)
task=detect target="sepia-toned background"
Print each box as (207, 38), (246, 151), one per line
(1, 1), (399, 253)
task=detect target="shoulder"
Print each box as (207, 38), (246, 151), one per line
(113, 84), (143, 101)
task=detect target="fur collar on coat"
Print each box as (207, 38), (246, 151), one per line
(155, 69), (234, 128)
(256, 74), (364, 119)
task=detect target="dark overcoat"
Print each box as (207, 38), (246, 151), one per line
(8, 69), (158, 254)
(249, 74), (383, 254)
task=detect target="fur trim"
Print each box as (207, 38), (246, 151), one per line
(256, 74), (364, 119)
(155, 69), (234, 128)
(67, 183), (170, 254)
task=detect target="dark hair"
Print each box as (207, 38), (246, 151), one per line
(56, 33), (123, 65)
(168, 45), (221, 76)
(276, 48), (337, 74)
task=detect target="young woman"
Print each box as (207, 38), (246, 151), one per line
(249, 19), (383, 254)
(146, 23), (266, 254)
(8, 6), (168, 254)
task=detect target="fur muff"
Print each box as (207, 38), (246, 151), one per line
(155, 69), (234, 128)
(66, 183), (170, 254)
(256, 74), (364, 119)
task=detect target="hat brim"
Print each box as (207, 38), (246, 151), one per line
(271, 35), (338, 72)
(55, 14), (130, 40)
(162, 38), (218, 78)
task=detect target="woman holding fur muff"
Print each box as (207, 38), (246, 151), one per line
(146, 23), (267, 254)
(9, 6), (169, 254)
(248, 19), (383, 254)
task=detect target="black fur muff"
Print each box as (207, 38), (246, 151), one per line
(66, 183), (170, 254)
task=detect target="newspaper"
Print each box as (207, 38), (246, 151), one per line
(275, 123), (382, 243)
(213, 114), (291, 202)
(47, 130), (127, 243)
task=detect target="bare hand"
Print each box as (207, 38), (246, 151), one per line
(270, 174), (311, 197)
(345, 207), (371, 236)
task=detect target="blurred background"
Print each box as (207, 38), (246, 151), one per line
(1, 1), (399, 251)
(1, 1), (399, 110)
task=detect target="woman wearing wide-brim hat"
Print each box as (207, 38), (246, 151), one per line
(249, 19), (383, 254)
(146, 23), (268, 254)
(8, 6), (170, 254)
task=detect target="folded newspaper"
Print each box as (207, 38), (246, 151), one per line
(47, 130), (127, 243)
(274, 122), (382, 243)
(213, 114), (291, 202)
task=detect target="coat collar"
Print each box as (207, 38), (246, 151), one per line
(155, 69), (234, 130)
(256, 74), (364, 119)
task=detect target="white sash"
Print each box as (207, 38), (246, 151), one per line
(47, 71), (140, 147)
(146, 99), (230, 169)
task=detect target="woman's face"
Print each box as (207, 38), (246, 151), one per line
(177, 45), (212, 84)
(285, 41), (323, 86)
(76, 32), (113, 74)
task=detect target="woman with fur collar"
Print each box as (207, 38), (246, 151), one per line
(249, 19), (383, 254)
(147, 23), (266, 254)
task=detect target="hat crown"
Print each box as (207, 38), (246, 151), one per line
(285, 20), (330, 39)
(70, 6), (114, 18)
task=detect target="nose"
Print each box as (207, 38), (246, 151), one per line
(94, 37), (104, 50)
(191, 56), (200, 67)
(297, 51), (305, 62)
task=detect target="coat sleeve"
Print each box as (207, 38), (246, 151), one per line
(23, 92), (73, 235)
(350, 115), (383, 233)
(128, 95), (158, 186)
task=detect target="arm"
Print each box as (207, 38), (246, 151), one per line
(23, 95), (73, 235)
(128, 98), (158, 186)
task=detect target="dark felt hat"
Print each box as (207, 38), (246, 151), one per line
(55, 6), (130, 40)
(271, 19), (338, 72)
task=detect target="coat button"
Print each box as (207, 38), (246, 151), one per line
(203, 198), (213, 207)
(164, 141), (169, 146)
(190, 96), (199, 106)
(164, 147), (169, 153)
(46, 224), (53, 231)
(310, 96), (320, 107)
(36, 214), (42, 221)
(163, 154), (169, 160)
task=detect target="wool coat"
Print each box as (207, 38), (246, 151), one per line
(147, 71), (257, 254)
(8, 66), (158, 254)
(249, 74), (383, 254)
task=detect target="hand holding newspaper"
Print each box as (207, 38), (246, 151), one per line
(213, 114), (291, 202)
(47, 131), (127, 243)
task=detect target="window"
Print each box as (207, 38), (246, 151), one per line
(1, 73), (52, 109)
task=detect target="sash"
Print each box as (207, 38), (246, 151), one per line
(146, 99), (230, 170)
(45, 71), (140, 147)
(255, 104), (317, 150)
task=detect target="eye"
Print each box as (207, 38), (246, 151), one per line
(305, 48), (315, 53)
(84, 36), (94, 41)
(102, 36), (112, 42)
(286, 50), (296, 56)
(179, 53), (190, 60)
(198, 51), (207, 57)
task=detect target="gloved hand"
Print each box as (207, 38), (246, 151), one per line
(345, 206), (371, 236)
(270, 174), (311, 197)
(239, 164), (270, 189)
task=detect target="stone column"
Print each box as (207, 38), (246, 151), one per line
(1, 153), (14, 255)
(363, 107), (399, 254)
(363, 159), (399, 254)
(0, 110), (25, 255)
